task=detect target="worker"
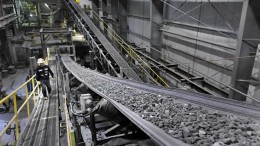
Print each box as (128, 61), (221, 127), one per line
(36, 58), (54, 100)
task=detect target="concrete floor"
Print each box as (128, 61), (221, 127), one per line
(0, 68), (35, 146)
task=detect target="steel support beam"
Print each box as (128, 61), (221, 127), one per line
(134, 48), (221, 96)
(40, 28), (73, 58)
(109, 0), (121, 53)
(248, 45), (260, 103)
(164, 20), (236, 35)
(98, 0), (106, 33)
(0, 15), (17, 28)
(128, 30), (151, 41)
(128, 14), (150, 20)
(118, 0), (127, 40)
(5, 26), (17, 64)
(150, 0), (163, 60)
(161, 29), (236, 50)
(0, 0), (3, 16)
(163, 44), (233, 72)
(229, 0), (260, 101)
(35, 2), (41, 27)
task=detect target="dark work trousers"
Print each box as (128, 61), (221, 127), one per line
(40, 79), (52, 97)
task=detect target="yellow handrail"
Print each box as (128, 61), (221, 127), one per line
(0, 75), (40, 143)
(0, 58), (49, 143)
(0, 75), (36, 105)
(90, 10), (170, 87)
(63, 95), (76, 146)
(45, 57), (49, 65)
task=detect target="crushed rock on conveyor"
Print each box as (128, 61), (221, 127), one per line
(93, 81), (260, 146)
(63, 57), (260, 146)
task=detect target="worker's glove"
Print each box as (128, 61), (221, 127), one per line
(37, 81), (41, 85)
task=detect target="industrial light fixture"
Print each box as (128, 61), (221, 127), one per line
(44, 3), (51, 10)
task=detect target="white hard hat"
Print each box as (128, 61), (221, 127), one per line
(37, 58), (45, 64)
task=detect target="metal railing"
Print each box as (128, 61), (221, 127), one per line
(0, 75), (40, 143)
(58, 57), (76, 146)
(89, 8), (170, 87)
(0, 56), (49, 143)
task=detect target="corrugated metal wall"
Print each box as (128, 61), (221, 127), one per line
(161, 1), (243, 88)
(126, 0), (244, 91)
(127, 0), (151, 52)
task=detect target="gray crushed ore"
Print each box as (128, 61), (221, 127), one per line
(65, 59), (260, 145)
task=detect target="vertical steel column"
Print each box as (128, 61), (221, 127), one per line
(98, 0), (104, 32)
(118, 0), (127, 77)
(247, 44), (260, 103)
(150, 0), (163, 60)
(110, 0), (120, 57)
(229, 0), (260, 100)
(252, 45), (260, 102)
(118, 0), (127, 41)
(36, 2), (41, 27)
(0, 0), (4, 16)
(5, 26), (17, 64)
(40, 29), (47, 58)
(90, 109), (97, 146)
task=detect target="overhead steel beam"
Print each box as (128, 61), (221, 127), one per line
(134, 48), (226, 96)
(162, 43), (233, 72)
(2, 4), (13, 9)
(40, 28), (73, 58)
(128, 14), (150, 20)
(64, 0), (142, 82)
(0, 13), (15, 21)
(164, 20), (237, 35)
(161, 29), (237, 50)
(0, 15), (17, 28)
(128, 30), (151, 41)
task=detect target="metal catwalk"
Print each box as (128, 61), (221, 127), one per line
(17, 63), (59, 146)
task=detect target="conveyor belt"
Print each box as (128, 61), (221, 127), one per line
(17, 64), (59, 146)
(61, 55), (260, 146)
(64, 0), (142, 82)
(62, 55), (260, 119)
(62, 55), (187, 146)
